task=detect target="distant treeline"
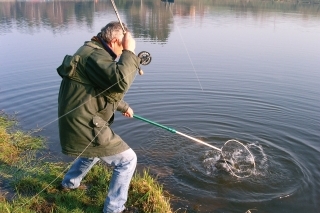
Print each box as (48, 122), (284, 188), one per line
(1, 0), (319, 41)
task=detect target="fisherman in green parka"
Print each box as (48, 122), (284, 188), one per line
(57, 22), (140, 213)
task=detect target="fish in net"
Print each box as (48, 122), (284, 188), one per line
(217, 139), (255, 178)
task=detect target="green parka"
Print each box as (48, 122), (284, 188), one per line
(57, 41), (140, 157)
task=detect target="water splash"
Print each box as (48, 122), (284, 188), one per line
(247, 143), (268, 176)
(202, 142), (267, 177)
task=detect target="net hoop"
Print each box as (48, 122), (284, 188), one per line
(221, 139), (256, 178)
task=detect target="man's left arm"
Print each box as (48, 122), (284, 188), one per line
(117, 100), (133, 118)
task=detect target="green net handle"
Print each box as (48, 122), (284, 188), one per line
(133, 114), (176, 133)
(133, 114), (221, 151)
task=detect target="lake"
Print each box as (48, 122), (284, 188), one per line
(0, 0), (319, 212)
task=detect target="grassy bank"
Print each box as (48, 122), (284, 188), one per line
(0, 111), (173, 213)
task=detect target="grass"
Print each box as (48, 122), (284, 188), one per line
(0, 111), (175, 213)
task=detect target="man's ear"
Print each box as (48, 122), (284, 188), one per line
(107, 38), (114, 48)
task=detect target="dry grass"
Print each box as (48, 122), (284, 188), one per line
(0, 111), (176, 213)
(0, 112), (43, 165)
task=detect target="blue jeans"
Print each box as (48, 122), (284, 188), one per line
(61, 148), (137, 213)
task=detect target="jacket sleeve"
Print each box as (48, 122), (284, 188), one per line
(86, 49), (140, 93)
(116, 100), (129, 113)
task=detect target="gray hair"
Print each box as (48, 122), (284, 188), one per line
(100, 21), (127, 43)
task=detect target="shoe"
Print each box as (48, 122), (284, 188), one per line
(58, 184), (88, 192)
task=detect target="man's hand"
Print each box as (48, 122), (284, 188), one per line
(122, 32), (136, 53)
(122, 107), (133, 118)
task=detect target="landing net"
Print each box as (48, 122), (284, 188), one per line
(220, 139), (256, 178)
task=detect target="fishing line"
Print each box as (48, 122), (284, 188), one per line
(143, 1), (257, 178)
(168, 4), (203, 91)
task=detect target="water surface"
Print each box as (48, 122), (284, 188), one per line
(0, 0), (319, 212)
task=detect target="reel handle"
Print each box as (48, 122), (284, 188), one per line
(138, 69), (144, 75)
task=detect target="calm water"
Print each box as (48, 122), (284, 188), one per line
(1, 0), (319, 212)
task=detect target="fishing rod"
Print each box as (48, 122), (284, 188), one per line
(110, 0), (152, 75)
(110, 0), (126, 33)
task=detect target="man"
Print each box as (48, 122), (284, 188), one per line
(56, 21), (140, 213)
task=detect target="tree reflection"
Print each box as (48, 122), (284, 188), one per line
(0, 0), (319, 40)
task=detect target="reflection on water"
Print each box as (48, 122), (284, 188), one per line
(1, 0), (320, 212)
(1, 0), (319, 39)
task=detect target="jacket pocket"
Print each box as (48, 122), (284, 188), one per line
(96, 101), (115, 125)
(92, 115), (108, 146)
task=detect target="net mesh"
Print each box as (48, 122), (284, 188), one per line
(220, 139), (256, 178)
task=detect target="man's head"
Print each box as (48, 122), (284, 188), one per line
(101, 21), (128, 56)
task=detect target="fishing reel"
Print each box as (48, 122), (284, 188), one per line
(137, 51), (152, 75)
